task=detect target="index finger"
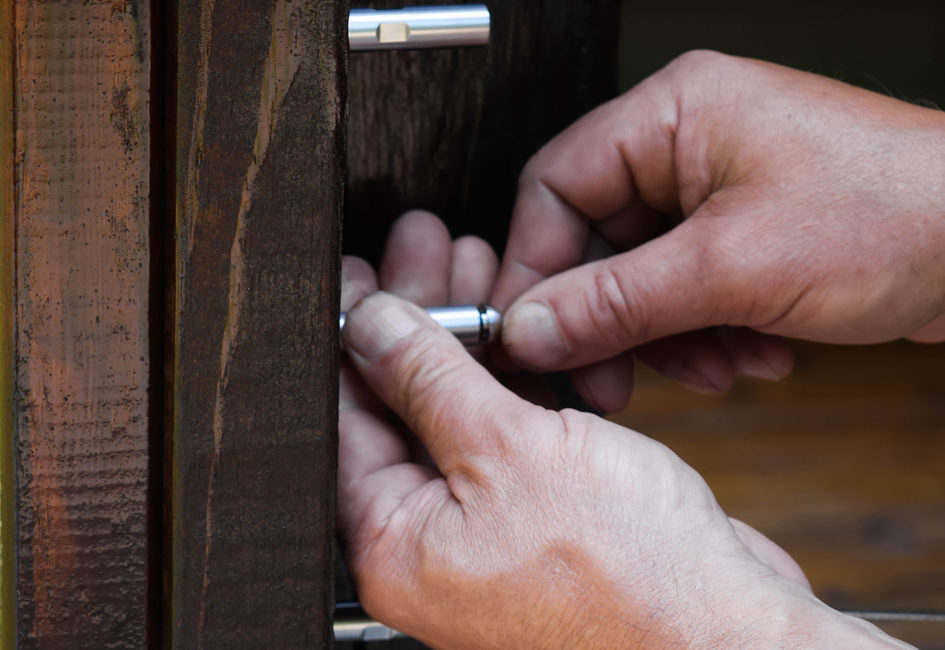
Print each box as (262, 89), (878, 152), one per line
(491, 67), (681, 309)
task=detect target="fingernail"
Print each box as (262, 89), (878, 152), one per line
(343, 292), (422, 360)
(663, 362), (726, 395)
(503, 301), (569, 366)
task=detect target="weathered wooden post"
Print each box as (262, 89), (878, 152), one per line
(2, 1), (348, 647)
(1, 2), (153, 646)
(168, 1), (347, 647)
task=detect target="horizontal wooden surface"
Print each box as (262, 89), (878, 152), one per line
(612, 340), (945, 648)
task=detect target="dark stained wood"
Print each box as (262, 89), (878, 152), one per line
(613, 340), (945, 649)
(0, 1), (16, 646)
(5, 1), (153, 646)
(345, 0), (622, 263)
(169, 1), (347, 647)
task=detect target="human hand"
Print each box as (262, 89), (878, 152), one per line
(344, 209), (558, 408)
(339, 291), (908, 648)
(492, 51), (945, 408)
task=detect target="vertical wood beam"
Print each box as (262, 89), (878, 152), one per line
(5, 1), (153, 646)
(1, 1), (16, 646)
(170, 1), (347, 647)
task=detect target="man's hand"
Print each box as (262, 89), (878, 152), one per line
(340, 291), (909, 648)
(493, 51), (945, 409)
(339, 212), (910, 648)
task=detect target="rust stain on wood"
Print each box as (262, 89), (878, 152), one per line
(11, 1), (151, 646)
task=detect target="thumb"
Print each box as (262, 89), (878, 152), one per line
(502, 220), (745, 370)
(343, 292), (541, 477)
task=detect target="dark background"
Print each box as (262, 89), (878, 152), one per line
(619, 0), (945, 108)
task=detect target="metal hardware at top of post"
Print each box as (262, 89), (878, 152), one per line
(349, 5), (491, 51)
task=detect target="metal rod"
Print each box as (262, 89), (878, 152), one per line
(844, 609), (945, 623)
(333, 607), (945, 644)
(340, 304), (502, 347)
(334, 602), (408, 642)
(349, 5), (490, 51)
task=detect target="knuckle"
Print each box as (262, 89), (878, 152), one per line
(667, 49), (730, 77)
(586, 263), (653, 345)
(517, 153), (544, 192)
(395, 339), (465, 429)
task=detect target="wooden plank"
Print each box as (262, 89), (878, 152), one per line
(6, 1), (152, 646)
(1, 1), (16, 646)
(170, 1), (346, 647)
(345, 0), (622, 262)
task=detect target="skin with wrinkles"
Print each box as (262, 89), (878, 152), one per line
(340, 212), (911, 648)
(337, 49), (945, 648)
(493, 51), (945, 411)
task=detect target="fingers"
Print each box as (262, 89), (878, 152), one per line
(491, 67), (681, 311)
(501, 219), (741, 370)
(449, 236), (499, 304)
(716, 328), (794, 382)
(635, 328), (793, 395)
(340, 257), (427, 550)
(568, 327), (792, 409)
(338, 383), (432, 550)
(379, 210), (501, 309)
(343, 292), (542, 480)
(569, 354), (635, 414)
(635, 330), (736, 395)
(379, 210), (452, 305)
(341, 255), (379, 311)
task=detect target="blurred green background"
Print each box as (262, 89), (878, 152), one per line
(619, 0), (945, 106)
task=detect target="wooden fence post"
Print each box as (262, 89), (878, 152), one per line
(169, 1), (347, 647)
(2, 1), (153, 646)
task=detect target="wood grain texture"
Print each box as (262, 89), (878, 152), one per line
(170, 1), (347, 647)
(1, 1), (16, 645)
(345, 0), (622, 263)
(7, 1), (152, 646)
(613, 340), (945, 649)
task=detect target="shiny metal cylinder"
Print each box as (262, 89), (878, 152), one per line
(349, 5), (490, 51)
(334, 618), (406, 642)
(339, 304), (502, 347)
(334, 602), (407, 642)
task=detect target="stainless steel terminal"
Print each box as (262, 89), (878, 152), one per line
(339, 304), (502, 347)
(334, 602), (407, 642)
(349, 5), (490, 51)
